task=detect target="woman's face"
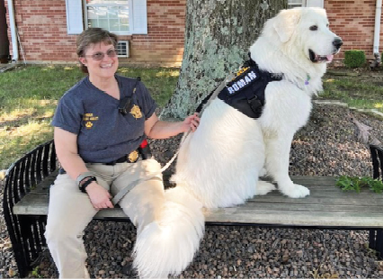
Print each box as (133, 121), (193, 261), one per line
(79, 41), (119, 80)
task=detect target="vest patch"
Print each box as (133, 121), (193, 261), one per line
(196, 59), (283, 119)
(227, 70), (258, 95)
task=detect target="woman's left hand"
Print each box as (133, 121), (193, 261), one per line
(182, 112), (200, 133)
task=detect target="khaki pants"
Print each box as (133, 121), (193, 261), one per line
(44, 158), (164, 278)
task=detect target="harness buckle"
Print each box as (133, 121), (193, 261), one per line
(247, 96), (263, 117)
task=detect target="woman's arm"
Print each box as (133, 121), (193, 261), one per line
(144, 113), (200, 139)
(54, 127), (89, 180)
(54, 127), (113, 209)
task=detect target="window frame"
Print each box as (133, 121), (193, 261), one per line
(83, 0), (133, 36)
(288, 0), (304, 8)
(288, 0), (324, 8)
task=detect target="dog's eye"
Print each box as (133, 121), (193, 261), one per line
(309, 25), (318, 31)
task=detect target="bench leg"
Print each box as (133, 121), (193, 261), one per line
(4, 213), (47, 277)
(369, 229), (383, 259)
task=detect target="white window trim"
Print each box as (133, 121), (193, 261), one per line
(288, 0), (303, 8)
(83, 0), (132, 36)
(288, 0), (324, 8)
(66, 0), (147, 35)
(66, 0), (84, 35)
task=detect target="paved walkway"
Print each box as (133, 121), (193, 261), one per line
(0, 63), (17, 73)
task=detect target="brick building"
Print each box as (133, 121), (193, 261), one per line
(3, 0), (383, 66)
(325, 0), (383, 59)
(4, 0), (187, 66)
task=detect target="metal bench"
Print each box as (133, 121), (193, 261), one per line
(3, 140), (383, 277)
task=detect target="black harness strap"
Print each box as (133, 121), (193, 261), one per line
(218, 59), (282, 119)
(196, 59), (282, 119)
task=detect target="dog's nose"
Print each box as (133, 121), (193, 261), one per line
(333, 37), (343, 49)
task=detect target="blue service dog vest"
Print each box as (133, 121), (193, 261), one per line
(197, 59), (282, 119)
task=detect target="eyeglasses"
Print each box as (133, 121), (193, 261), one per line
(85, 49), (117, 61)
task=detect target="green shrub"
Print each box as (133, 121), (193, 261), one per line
(343, 50), (366, 68)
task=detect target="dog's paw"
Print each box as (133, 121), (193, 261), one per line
(281, 184), (310, 198)
(255, 181), (276, 196)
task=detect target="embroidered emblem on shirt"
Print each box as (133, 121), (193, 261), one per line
(128, 150), (139, 162)
(83, 113), (99, 129)
(130, 105), (142, 119)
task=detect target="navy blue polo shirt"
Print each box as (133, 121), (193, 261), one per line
(52, 75), (157, 163)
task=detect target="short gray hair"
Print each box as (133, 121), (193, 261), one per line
(76, 28), (118, 73)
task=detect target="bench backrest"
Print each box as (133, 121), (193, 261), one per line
(3, 140), (57, 276)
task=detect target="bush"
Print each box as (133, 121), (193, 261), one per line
(343, 50), (366, 68)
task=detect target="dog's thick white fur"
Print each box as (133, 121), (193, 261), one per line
(133, 186), (204, 278)
(172, 7), (342, 208)
(147, 7), (342, 277)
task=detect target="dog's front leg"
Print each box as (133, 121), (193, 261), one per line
(264, 132), (310, 198)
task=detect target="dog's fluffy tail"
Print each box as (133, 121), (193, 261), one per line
(133, 186), (205, 278)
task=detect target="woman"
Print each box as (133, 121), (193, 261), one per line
(45, 28), (204, 278)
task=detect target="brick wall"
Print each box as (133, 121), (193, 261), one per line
(325, 0), (383, 58)
(5, 0), (186, 66)
(132, 1), (186, 65)
(5, 1), (382, 64)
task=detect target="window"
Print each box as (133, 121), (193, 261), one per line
(84, 0), (129, 35)
(288, 0), (303, 8)
(116, 41), (129, 57)
(288, 0), (324, 8)
(65, 0), (147, 35)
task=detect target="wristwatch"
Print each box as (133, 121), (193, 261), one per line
(79, 176), (97, 193)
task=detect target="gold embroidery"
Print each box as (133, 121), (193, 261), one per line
(83, 112), (98, 129)
(128, 150), (139, 162)
(235, 67), (250, 77)
(85, 121), (93, 129)
(130, 105), (142, 119)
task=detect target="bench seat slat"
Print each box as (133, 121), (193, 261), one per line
(204, 209), (383, 228)
(12, 176), (383, 228)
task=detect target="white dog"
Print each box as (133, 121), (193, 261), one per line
(172, 7), (342, 209)
(146, 7), (342, 278)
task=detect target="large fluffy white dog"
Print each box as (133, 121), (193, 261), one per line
(143, 7), (342, 278)
(173, 7), (342, 208)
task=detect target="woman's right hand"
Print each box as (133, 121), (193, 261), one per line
(85, 182), (114, 209)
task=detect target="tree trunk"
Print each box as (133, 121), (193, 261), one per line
(163, 0), (287, 119)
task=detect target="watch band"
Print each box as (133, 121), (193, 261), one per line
(79, 176), (97, 193)
(76, 172), (94, 186)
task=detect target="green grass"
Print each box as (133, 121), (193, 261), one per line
(0, 65), (179, 169)
(320, 72), (383, 113)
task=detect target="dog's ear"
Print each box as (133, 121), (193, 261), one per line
(273, 9), (301, 43)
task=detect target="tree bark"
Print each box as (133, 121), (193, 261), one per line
(163, 0), (287, 119)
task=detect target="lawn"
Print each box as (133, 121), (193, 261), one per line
(320, 68), (383, 113)
(0, 64), (382, 170)
(0, 65), (179, 169)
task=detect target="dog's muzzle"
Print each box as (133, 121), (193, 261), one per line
(309, 36), (343, 63)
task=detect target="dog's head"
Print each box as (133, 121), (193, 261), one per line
(268, 7), (342, 64)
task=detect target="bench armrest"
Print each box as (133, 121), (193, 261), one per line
(369, 144), (383, 180)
